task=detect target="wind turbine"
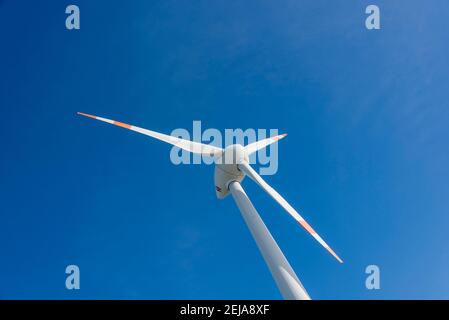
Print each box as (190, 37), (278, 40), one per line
(78, 112), (343, 300)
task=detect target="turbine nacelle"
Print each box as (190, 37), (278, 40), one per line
(214, 144), (248, 199)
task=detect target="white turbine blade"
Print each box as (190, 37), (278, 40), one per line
(77, 112), (223, 156)
(244, 134), (287, 155)
(238, 161), (343, 263)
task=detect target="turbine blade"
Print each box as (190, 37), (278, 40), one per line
(77, 112), (223, 156)
(244, 134), (287, 155)
(238, 161), (343, 263)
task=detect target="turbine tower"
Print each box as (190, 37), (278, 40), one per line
(78, 112), (343, 299)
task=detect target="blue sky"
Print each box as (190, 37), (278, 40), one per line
(1, 0), (449, 299)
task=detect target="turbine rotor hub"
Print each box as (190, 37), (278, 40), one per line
(214, 144), (248, 199)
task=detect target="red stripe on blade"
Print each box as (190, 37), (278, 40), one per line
(77, 112), (97, 119)
(113, 121), (132, 129)
(298, 220), (316, 235)
(326, 246), (344, 264)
